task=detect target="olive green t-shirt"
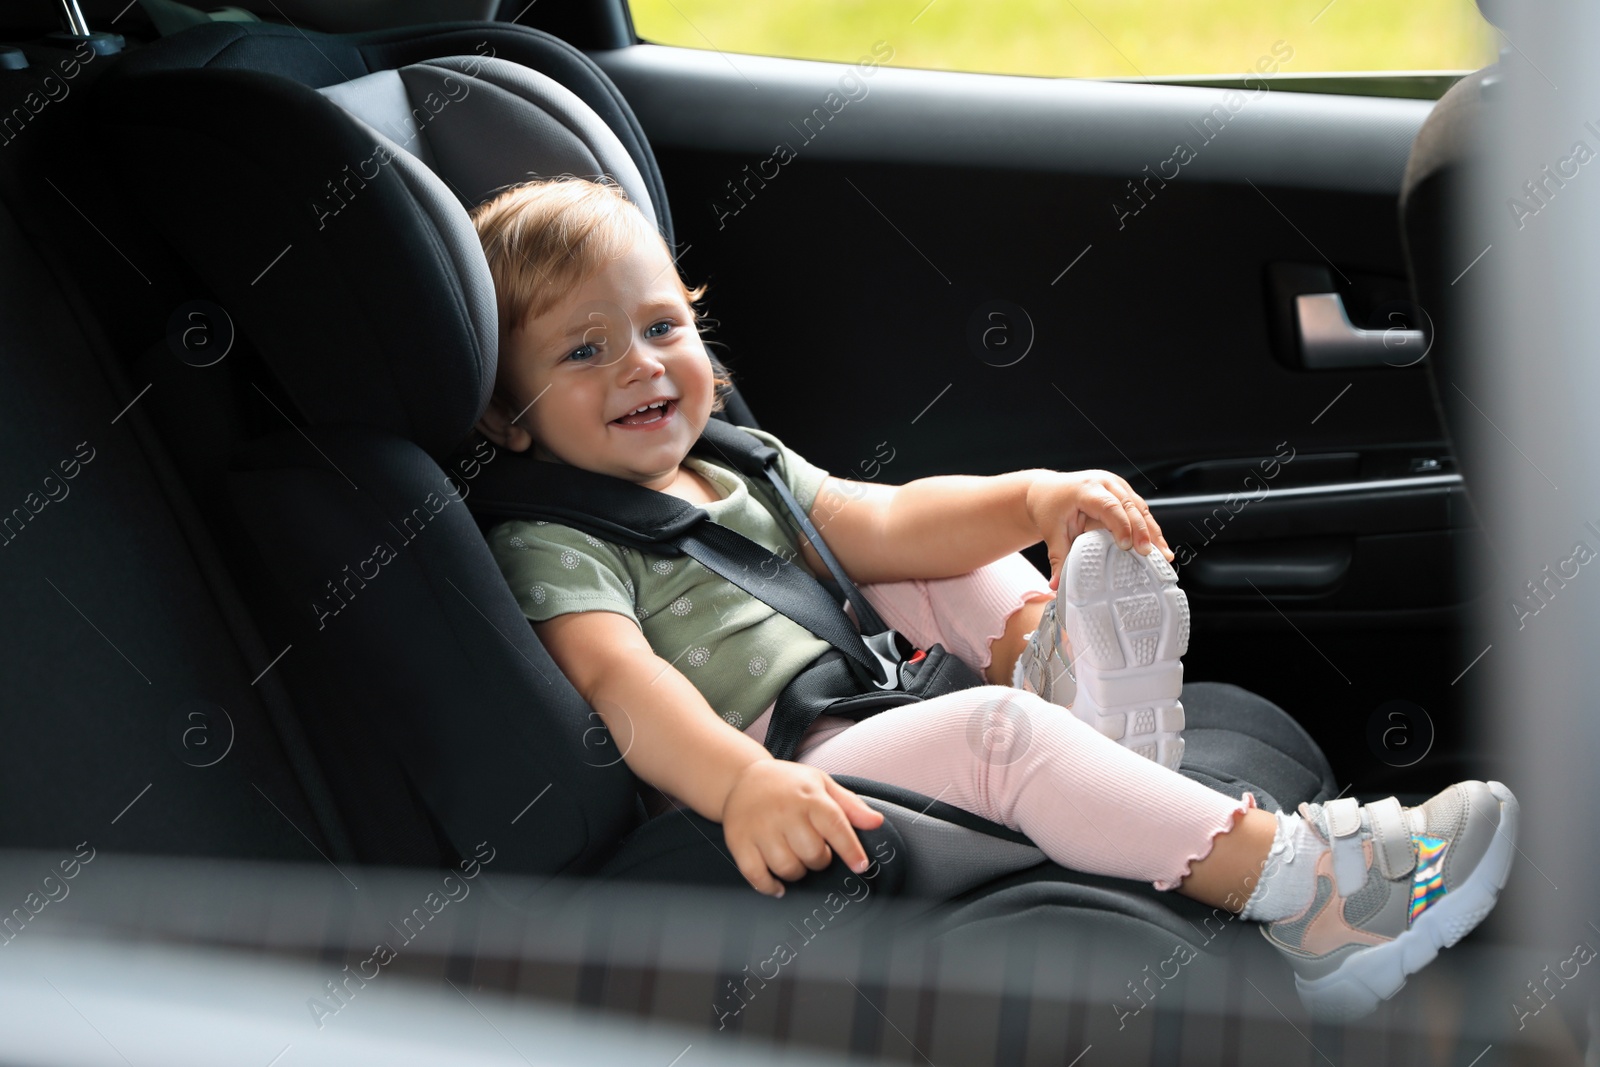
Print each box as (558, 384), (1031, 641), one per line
(486, 428), (835, 731)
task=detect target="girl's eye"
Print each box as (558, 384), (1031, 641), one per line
(565, 343), (597, 362)
(644, 320), (673, 339)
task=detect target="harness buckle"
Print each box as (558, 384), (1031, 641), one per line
(861, 629), (910, 691)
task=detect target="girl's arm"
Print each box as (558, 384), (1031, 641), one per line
(534, 609), (768, 821)
(801, 469), (1170, 587)
(534, 608), (883, 897)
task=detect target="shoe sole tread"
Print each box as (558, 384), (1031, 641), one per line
(1061, 530), (1187, 770)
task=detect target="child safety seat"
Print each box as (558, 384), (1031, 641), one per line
(90, 19), (1336, 947)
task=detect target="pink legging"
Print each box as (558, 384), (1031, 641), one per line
(729, 552), (1255, 891)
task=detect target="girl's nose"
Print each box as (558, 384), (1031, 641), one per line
(615, 330), (666, 378)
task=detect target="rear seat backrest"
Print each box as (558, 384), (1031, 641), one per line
(0, 174), (340, 863)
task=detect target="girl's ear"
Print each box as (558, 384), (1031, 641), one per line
(476, 392), (532, 452)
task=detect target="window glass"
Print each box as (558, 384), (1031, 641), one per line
(629, 0), (1494, 82)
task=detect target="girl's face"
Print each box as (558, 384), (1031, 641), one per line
(479, 232), (714, 491)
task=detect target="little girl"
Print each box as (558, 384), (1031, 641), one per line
(469, 176), (1517, 1022)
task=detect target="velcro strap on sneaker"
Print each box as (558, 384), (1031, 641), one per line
(1322, 797), (1363, 839)
(1365, 796), (1416, 881)
(1319, 797), (1367, 895)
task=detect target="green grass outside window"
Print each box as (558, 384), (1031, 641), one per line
(629, 0), (1495, 89)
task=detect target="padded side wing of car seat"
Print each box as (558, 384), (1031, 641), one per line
(95, 67), (497, 461)
(226, 426), (641, 875)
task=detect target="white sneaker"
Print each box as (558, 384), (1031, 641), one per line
(1263, 781), (1520, 1022)
(1012, 596), (1076, 707)
(1060, 529), (1189, 769)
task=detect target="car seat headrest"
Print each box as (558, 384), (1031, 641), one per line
(317, 56), (658, 222)
(103, 46), (676, 463)
(1476, 0), (1505, 28)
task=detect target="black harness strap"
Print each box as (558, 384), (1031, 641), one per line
(463, 419), (895, 690)
(689, 420), (890, 637)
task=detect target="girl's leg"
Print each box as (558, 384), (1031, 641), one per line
(792, 682), (1269, 904)
(793, 680), (1519, 1023)
(771, 560), (1515, 1023)
(845, 552), (1055, 684)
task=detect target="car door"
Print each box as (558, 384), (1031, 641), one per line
(515, 2), (1486, 785)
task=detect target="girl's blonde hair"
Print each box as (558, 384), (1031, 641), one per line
(469, 176), (734, 414)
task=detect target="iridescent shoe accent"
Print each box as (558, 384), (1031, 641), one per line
(1263, 781), (1519, 1022)
(1409, 834), (1449, 923)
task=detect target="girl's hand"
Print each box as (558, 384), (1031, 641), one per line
(721, 760), (885, 898)
(1026, 470), (1174, 591)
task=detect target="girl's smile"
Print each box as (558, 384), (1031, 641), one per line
(609, 397), (680, 431)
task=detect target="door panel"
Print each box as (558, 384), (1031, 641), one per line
(589, 42), (1473, 787)
(591, 48), (1441, 479)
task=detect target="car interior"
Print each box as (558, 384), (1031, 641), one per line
(1, 0), (1567, 1062)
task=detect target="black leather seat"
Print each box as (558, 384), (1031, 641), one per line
(86, 18), (1334, 945)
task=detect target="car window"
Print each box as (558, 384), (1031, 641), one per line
(629, 0), (1495, 96)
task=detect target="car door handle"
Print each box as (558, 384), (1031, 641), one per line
(1295, 292), (1427, 369)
